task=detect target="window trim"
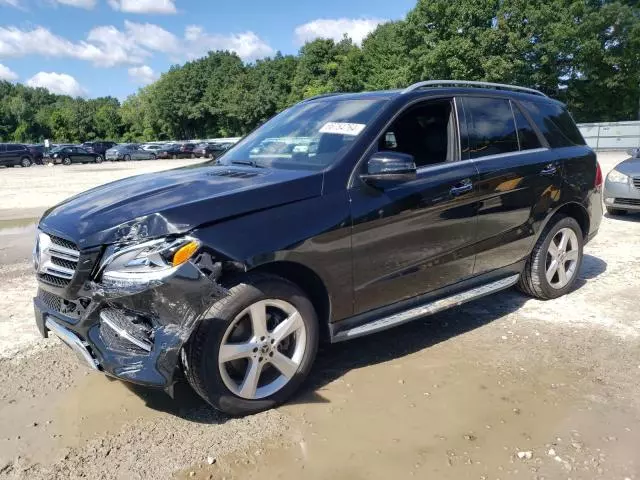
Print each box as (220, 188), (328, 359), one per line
(510, 100), (550, 149)
(348, 95), (462, 189)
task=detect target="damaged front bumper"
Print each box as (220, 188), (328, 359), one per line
(34, 252), (226, 390)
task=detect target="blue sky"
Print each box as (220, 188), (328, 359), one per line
(0, 0), (415, 99)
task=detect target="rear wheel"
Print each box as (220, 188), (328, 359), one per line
(62, 157), (72, 166)
(20, 157), (32, 168)
(124, 154), (131, 162)
(184, 274), (319, 416)
(606, 207), (627, 216)
(95, 155), (103, 164)
(518, 215), (583, 300)
(191, 153), (196, 159)
(172, 154), (178, 160)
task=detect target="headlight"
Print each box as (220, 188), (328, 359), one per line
(607, 169), (628, 184)
(98, 237), (200, 295)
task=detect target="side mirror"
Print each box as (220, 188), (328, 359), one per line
(360, 151), (417, 185)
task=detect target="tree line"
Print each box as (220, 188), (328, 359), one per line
(1, 0), (638, 144)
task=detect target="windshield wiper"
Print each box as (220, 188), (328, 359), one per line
(230, 160), (267, 169)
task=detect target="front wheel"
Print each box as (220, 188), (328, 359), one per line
(518, 215), (583, 300)
(184, 274), (319, 416)
(62, 157), (72, 166)
(95, 156), (103, 164)
(124, 154), (131, 162)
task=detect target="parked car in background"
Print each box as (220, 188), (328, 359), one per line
(105, 144), (156, 161)
(193, 142), (233, 160)
(82, 141), (117, 157)
(604, 148), (640, 215)
(179, 143), (198, 158)
(0, 143), (34, 167)
(27, 144), (46, 164)
(49, 146), (104, 165)
(32, 80), (602, 416)
(156, 144), (185, 159)
(141, 144), (164, 152)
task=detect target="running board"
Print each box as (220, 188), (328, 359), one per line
(332, 274), (520, 342)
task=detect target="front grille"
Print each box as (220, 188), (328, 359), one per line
(633, 177), (640, 189)
(615, 198), (640, 206)
(36, 232), (80, 288)
(36, 288), (84, 318)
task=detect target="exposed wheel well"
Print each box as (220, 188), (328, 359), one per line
(554, 202), (590, 239)
(251, 261), (331, 342)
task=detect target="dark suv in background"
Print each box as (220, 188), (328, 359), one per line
(82, 141), (117, 157)
(32, 80), (602, 416)
(0, 143), (35, 167)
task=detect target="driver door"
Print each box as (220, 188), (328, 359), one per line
(348, 98), (480, 315)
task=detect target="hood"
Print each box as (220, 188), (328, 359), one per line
(39, 164), (323, 249)
(613, 156), (640, 176)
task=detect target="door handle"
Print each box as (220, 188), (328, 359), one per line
(540, 164), (557, 176)
(450, 180), (473, 196)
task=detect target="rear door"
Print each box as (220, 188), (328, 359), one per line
(349, 97), (480, 315)
(460, 95), (561, 275)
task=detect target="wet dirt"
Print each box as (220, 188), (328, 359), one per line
(1, 152), (639, 479)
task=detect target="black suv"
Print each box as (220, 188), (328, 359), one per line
(82, 141), (117, 157)
(32, 81), (602, 416)
(0, 143), (35, 168)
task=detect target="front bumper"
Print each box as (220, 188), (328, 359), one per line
(604, 178), (640, 211)
(34, 252), (225, 389)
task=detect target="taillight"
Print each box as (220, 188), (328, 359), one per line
(595, 161), (603, 188)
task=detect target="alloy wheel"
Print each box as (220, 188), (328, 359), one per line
(218, 299), (306, 400)
(545, 227), (579, 289)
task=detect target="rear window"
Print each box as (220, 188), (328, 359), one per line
(464, 97), (519, 159)
(521, 101), (585, 148)
(6, 144), (26, 152)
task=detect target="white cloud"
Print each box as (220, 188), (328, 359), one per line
(26, 72), (86, 96)
(108, 0), (176, 14)
(0, 0), (21, 7)
(124, 20), (180, 54)
(294, 18), (387, 46)
(0, 63), (18, 81)
(184, 26), (274, 61)
(128, 65), (158, 85)
(53, 0), (97, 9)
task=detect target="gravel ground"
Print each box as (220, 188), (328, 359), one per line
(0, 152), (638, 479)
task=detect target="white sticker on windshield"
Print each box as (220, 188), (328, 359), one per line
(319, 122), (366, 136)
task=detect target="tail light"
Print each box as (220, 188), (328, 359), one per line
(595, 161), (603, 188)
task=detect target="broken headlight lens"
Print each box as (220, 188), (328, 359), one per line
(100, 236), (200, 283)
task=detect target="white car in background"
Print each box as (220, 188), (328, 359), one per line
(141, 144), (164, 152)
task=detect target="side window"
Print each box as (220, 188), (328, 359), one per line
(521, 101), (585, 148)
(512, 103), (542, 150)
(6, 144), (21, 152)
(379, 99), (457, 167)
(464, 97), (519, 159)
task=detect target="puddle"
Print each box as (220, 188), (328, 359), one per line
(0, 218), (38, 237)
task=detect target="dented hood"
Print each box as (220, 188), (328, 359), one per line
(39, 164), (323, 248)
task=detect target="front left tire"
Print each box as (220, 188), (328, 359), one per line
(184, 273), (319, 416)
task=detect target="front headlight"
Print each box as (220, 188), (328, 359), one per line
(98, 237), (200, 295)
(607, 169), (629, 184)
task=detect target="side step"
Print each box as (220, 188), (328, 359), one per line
(332, 274), (520, 342)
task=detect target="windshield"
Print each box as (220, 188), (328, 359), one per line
(218, 98), (388, 171)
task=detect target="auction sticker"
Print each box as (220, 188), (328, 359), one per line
(319, 122), (366, 136)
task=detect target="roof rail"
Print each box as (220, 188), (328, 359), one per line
(402, 80), (547, 97)
(302, 92), (342, 103)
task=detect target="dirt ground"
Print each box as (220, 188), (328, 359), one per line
(1, 153), (639, 480)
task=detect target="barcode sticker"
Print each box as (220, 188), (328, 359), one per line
(319, 122), (366, 136)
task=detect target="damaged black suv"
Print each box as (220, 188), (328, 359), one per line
(33, 81), (602, 416)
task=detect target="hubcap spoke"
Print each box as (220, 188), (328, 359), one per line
(546, 259), (559, 283)
(219, 342), (257, 363)
(249, 303), (269, 339)
(239, 359), (264, 398)
(272, 312), (303, 344)
(557, 263), (568, 285)
(270, 351), (299, 379)
(547, 241), (559, 259)
(558, 231), (569, 254)
(565, 250), (579, 262)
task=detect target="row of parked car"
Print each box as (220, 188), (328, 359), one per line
(0, 140), (235, 168)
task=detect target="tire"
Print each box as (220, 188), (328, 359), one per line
(184, 273), (319, 416)
(62, 157), (72, 166)
(172, 154), (178, 160)
(150, 154), (156, 160)
(124, 154), (131, 162)
(95, 156), (103, 164)
(191, 153), (196, 159)
(606, 207), (627, 216)
(20, 157), (32, 168)
(518, 215), (584, 300)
